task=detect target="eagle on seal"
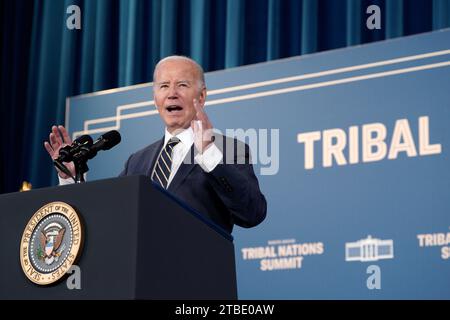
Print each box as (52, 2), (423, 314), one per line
(40, 227), (65, 262)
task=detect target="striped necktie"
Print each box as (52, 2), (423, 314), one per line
(151, 137), (180, 189)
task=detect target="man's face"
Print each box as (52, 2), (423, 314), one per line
(153, 59), (206, 133)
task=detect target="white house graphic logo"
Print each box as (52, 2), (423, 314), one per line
(345, 235), (394, 262)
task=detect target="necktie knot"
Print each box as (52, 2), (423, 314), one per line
(167, 137), (180, 147)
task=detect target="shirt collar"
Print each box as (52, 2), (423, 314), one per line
(164, 127), (194, 147)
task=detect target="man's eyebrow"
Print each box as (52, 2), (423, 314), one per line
(155, 80), (191, 85)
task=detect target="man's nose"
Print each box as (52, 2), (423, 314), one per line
(168, 85), (178, 99)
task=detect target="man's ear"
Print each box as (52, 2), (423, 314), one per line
(199, 87), (207, 107)
(154, 102), (163, 114)
(153, 92), (161, 112)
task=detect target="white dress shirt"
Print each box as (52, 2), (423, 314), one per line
(59, 127), (223, 186)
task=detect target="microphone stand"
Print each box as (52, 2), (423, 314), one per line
(53, 159), (77, 183)
(53, 148), (90, 184)
(72, 146), (90, 183)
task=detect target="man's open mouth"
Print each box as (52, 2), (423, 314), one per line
(166, 105), (183, 112)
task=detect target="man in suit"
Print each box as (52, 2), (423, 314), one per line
(45, 56), (267, 233)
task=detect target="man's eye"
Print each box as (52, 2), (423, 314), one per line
(179, 83), (188, 87)
(160, 85), (168, 89)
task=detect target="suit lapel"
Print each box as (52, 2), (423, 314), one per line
(145, 137), (165, 176)
(167, 144), (197, 193)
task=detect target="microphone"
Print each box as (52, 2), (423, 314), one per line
(76, 130), (122, 161)
(52, 130), (121, 183)
(57, 135), (93, 163)
(91, 130), (121, 153)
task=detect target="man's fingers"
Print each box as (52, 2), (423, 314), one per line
(193, 100), (209, 124)
(196, 111), (206, 123)
(59, 125), (72, 145)
(193, 99), (201, 111)
(49, 132), (59, 147)
(49, 125), (71, 149)
(191, 119), (199, 133)
(52, 125), (63, 145)
(202, 110), (210, 124)
(197, 110), (211, 130)
(193, 99), (205, 118)
(44, 141), (54, 156)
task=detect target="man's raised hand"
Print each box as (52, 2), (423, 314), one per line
(44, 125), (75, 179)
(191, 99), (214, 154)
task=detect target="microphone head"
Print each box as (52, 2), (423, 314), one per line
(98, 130), (121, 150)
(58, 134), (93, 162)
(73, 134), (93, 147)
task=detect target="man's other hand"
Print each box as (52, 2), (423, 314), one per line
(44, 125), (76, 179)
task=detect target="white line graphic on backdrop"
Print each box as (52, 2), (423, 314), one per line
(71, 50), (450, 139)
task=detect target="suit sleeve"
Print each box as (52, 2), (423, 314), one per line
(118, 154), (131, 177)
(204, 140), (267, 228)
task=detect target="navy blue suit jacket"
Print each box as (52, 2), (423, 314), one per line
(119, 134), (267, 233)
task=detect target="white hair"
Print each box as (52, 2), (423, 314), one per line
(153, 55), (205, 91)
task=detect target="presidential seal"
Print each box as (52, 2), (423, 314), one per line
(19, 201), (83, 285)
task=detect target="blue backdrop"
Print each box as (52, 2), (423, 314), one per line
(2, 0), (450, 194)
(68, 29), (450, 299)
